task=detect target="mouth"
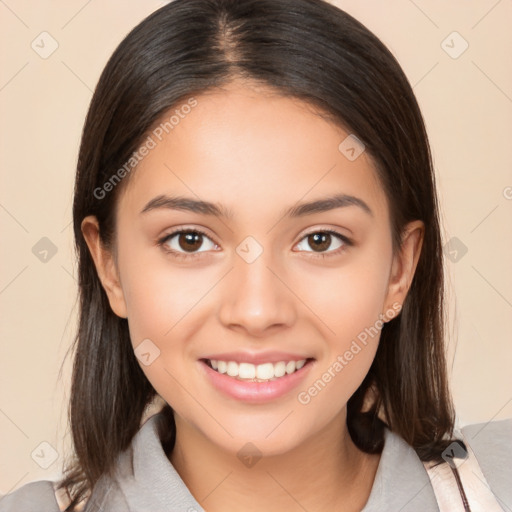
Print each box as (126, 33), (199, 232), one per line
(198, 357), (316, 403)
(201, 358), (314, 382)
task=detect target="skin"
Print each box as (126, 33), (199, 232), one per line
(82, 79), (423, 512)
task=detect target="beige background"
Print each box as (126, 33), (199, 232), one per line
(1, 0), (511, 495)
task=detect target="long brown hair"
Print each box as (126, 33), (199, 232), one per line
(58, 0), (455, 508)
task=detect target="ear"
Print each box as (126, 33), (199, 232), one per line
(382, 220), (424, 320)
(81, 215), (128, 319)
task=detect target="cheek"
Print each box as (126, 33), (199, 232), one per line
(296, 285), (384, 430)
(118, 252), (209, 410)
(296, 239), (392, 347)
(293, 239), (392, 412)
(118, 231), (212, 347)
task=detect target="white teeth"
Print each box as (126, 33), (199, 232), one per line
(207, 359), (308, 380)
(285, 361), (296, 374)
(226, 361), (238, 377)
(274, 361), (286, 378)
(238, 362), (255, 379)
(256, 362), (274, 380)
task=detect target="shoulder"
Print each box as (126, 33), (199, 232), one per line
(461, 417), (512, 469)
(0, 480), (60, 512)
(362, 428), (439, 511)
(461, 417), (512, 507)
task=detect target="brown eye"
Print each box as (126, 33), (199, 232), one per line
(295, 229), (351, 257)
(307, 232), (332, 252)
(159, 229), (218, 258)
(177, 232), (204, 252)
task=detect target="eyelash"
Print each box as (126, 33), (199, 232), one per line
(157, 227), (353, 261)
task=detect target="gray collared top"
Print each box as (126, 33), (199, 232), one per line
(1, 413), (510, 511)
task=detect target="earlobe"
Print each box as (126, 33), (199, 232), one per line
(383, 220), (424, 318)
(81, 216), (128, 319)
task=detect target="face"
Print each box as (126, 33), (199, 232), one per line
(83, 80), (422, 459)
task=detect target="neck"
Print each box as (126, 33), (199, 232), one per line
(168, 410), (381, 512)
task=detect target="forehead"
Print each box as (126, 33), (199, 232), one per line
(117, 81), (388, 223)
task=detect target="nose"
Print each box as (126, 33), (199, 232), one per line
(218, 247), (297, 337)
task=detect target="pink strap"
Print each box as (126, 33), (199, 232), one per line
(423, 431), (504, 511)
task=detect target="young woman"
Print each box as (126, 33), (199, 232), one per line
(1, 1), (510, 511)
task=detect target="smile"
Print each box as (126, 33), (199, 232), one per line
(199, 357), (315, 403)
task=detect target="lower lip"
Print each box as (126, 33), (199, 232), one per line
(198, 359), (315, 403)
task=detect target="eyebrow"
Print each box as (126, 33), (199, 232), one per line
(140, 193), (373, 219)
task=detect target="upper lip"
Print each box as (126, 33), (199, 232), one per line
(201, 351), (313, 365)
